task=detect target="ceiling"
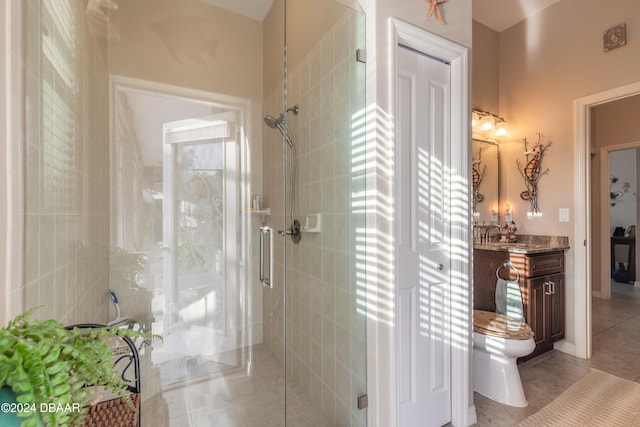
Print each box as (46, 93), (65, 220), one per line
(473, 0), (562, 33)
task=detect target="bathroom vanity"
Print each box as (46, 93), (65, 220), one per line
(473, 236), (569, 360)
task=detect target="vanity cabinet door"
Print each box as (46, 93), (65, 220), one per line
(548, 273), (565, 342)
(523, 272), (565, 359)
(524, 276), (550, 352)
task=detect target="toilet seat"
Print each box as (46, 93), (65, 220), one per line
(473, 309), (533, 340)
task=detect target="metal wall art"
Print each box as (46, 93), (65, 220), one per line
(610, 175), (632, 207)
(472, 147), (486, 213)
(516, 132), (552, 215)
(426, 0), (448, 24)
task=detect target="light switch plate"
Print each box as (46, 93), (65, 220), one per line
(559, 208), (570, 222)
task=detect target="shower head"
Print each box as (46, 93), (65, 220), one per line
(263, 104), (299, 129)
(263, 105), (300, 228)
(264, 113), (285, 129)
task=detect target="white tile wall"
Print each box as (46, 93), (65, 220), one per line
(263, 9), (367, 427)
(23, 0), (110, 325)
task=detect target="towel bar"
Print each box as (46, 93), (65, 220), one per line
(496, 261), (520, 282)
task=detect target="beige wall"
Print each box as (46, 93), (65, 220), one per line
(481, 0), (640, 351)
(498, 0), (640, 236)
(472, 21), (499, 113)
(108, 0), (262, 101)
(590, 95), (640, 292)
(263, 0), (284, 99)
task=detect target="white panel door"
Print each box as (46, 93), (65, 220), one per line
(396, 45), (452, 427)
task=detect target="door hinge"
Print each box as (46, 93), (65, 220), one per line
(357, 394), (368, 410)
(356, 49), (367, 63)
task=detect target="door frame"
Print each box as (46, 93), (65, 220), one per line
(0, 0), (24, 325)
(388, 18), (474, 427)
(574, 80), (640, 359)
(109, 75), (259, 350)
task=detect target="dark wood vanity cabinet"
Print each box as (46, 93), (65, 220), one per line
(474, 249), (565, 359)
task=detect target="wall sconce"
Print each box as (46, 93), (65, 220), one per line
(472, 108), (510, 141)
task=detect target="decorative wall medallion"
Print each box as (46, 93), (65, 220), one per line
(603, 23), (626, 53)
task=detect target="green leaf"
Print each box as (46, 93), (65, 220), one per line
(16, 392), (35, 404)
(52, 383), (70, 396)
(49, 373), (67, 387)
(41, 347), (61, 365)
(45, 361), (67, 376)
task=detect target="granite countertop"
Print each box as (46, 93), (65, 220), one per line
(473, 234), (570, 254)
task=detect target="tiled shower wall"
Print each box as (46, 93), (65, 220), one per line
(23, 0), (110, 324)
(263, 9), (367, 427)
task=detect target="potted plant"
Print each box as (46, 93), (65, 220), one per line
(0, 307), (152, 427)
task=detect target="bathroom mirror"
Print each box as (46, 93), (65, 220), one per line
(472, 139), (500, 224)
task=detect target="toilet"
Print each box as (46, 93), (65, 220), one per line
(473, 309), (535, 407)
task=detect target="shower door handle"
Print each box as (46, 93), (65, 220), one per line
(259, 225), (273, 288)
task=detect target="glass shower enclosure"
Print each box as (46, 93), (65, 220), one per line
(23, 0), (366, 425)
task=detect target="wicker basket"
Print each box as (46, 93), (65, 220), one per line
(82, 392), (140, 427)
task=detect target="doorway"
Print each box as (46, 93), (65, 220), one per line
(574, 81), (640, 358)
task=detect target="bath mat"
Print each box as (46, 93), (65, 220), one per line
(517, 369), (640, 426)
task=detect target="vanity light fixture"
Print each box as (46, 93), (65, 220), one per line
(495, 121), (510, 138)
(472, 108), (510, 141)
(479, 115), (494, 132)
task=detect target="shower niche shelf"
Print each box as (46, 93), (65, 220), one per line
(242, 208), (271, 216)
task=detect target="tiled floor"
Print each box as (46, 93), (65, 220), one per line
(139, 281), (640, 426)
(474, 281), (640, 426)
(141, 344), (332, 427)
